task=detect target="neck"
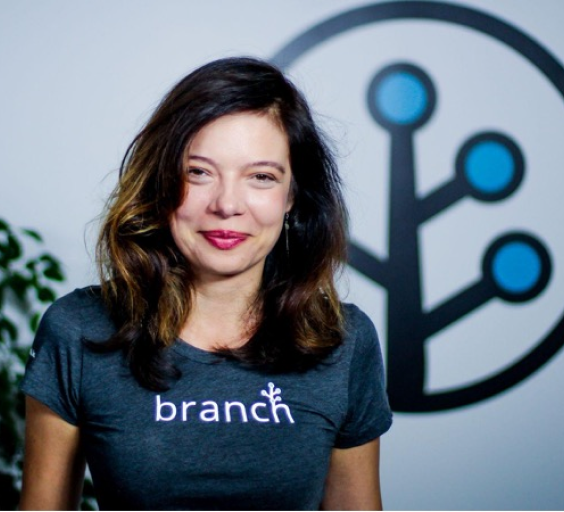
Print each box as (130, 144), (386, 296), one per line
(180, 272), (262, 351)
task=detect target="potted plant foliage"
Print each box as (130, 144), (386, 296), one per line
(0, 218), (70, 509)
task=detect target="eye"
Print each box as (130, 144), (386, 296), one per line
(186, 167), (211, 183)
(254, 173), (275, 182)
(250, 173), (279, 188)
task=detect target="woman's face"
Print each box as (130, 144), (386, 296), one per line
(170, 112), (293, 284)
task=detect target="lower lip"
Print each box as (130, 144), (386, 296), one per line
(202, 233), (247, 250)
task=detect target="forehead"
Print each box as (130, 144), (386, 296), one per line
(185, 112), (289, 160)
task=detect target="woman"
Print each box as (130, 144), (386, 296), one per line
(20, 57), (392, 510)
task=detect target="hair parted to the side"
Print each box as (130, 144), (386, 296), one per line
(96, 57), (349, 390)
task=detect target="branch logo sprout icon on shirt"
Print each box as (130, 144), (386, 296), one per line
(274, 1), (564, 412)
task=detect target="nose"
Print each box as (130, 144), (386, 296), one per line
(210, 178), (245, 218)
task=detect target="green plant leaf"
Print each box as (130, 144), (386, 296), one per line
(7, 273), (30, 301)
(0, 317), (18, 343)
(38, 254), (56, 264)
(37, 287), (56, 303)
(22, 228), (43, 242)
(6, 234), (22, 261)
(37, 254), (65, 282)
(0, 219), (8, 231)
(29, 311), (41, 333)
(44, 263), (65, 282)
(14, 345), (31, 365)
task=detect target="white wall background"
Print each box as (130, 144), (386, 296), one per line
(2, 1), (563, 509)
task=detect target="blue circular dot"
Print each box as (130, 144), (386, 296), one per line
(492, 242), (542, 294)
(375, 72), (428, 125)
(465, 141), (515, 194)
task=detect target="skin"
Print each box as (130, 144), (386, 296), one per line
(171, 112), (294, 289)
(19, 111), (384, 510)
(171, 112), (294, 350)
(20, 397), (84, 511)
(321, 439), (383, 510)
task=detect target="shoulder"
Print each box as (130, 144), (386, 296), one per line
(333, 303), (392, 446)
(321, 303), (382, 368)
(342, 303), (377, 334)
(47, 285), (104, 314)
(38, 286), (114, 342)
(23, 287), (109, 424)
(341, 303), (381, 354)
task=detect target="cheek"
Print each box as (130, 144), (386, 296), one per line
(248, 191), (291, 226)
(169, 212), (184, 251)
(169, 194), (197, 247)
(173, 189), (206, 223)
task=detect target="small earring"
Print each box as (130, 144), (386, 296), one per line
(284, 212), (290, 257)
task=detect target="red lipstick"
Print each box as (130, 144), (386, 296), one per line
(201, 230), (248, 250)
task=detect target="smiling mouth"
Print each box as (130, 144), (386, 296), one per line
(201, 230), (249, 250)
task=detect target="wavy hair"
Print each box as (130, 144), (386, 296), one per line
(97, 57), (348, 390)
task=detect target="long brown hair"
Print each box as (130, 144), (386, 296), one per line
(97, 57), (348, 390)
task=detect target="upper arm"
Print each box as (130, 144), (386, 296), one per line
(19, 396), (85, 511)
(321, 438), (382, 511)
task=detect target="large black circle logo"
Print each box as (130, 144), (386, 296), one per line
(273, 1), (564, 412)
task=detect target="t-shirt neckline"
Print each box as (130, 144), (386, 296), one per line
(172, 338), (226, 364)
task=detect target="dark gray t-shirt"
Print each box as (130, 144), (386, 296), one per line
(21, 287), (392, 510)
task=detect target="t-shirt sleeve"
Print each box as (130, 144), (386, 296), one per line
(20, 296), (84, 426)
(335, 306), (393, 448)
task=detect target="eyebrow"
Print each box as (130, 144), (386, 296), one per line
(248, 160), (287, 174)
(188, 155), (287, 174)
